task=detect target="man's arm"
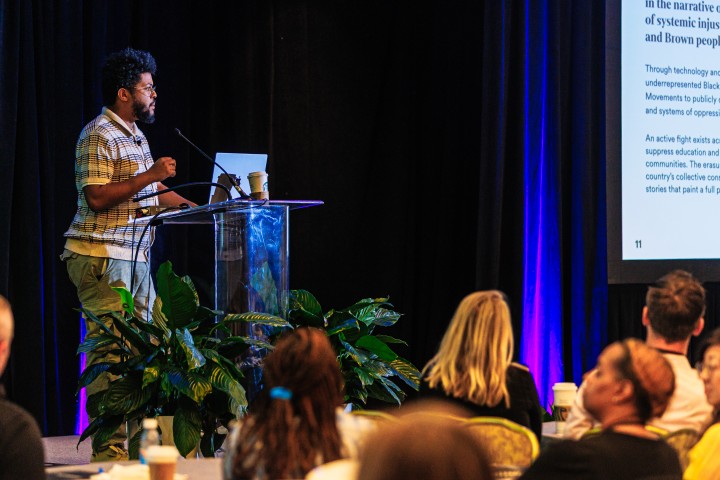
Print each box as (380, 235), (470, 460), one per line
(156, 182), (198, 207)
(83, 157), (177, 212)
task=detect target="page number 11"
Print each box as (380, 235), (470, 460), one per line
(635, 240), (642, 248)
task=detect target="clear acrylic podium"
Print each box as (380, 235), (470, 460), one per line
(144, 198), (323, 399)
(147, 199), (322, 318)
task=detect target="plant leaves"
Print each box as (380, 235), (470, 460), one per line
(371, 307), (402, 327)
(85, 392), (106, 419)
(366, 381), (402, 405)
(205, 363), (248, 411)
(129, 317), (165, 341)
(111, 286), (135, 317)
(90, 415), (125, 453)
(289, 289), (325, 327)
(143, 365), (161, 388)
(326, 318), (360, 336)
(111, 316), (153, 355)
(156, 261), (199, 330)
(174, 402), (202, 457)
(355, 335), (398, 362)
(223, 312), (291, 328)
(128, 427), (143, 460)
(100, 373), (152, 416)
(78, 308), (115, 336)
(77, 362), (114, 393)
(163, 368), (212, 404)
(77, 334), (130, 355)
(389, 357), (422, 390)
(352, 366), (375, 387)
(374, 335), (408, 346)
(174, 328), (206, 370)
(340, 339), (369, 366)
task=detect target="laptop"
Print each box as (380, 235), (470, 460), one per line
(209, 152), (268, 203)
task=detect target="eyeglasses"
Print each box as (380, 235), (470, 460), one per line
(133, 84), (157, 97)
(696, 361), (720, 374)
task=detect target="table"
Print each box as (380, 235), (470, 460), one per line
(46, 458), (222, 480)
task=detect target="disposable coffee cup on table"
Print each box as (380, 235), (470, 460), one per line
(248, 171), (269, 200)
(552, 382), (578, 434)
(144, 445), (179, 480)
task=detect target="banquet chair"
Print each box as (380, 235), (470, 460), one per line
(349, 409), (398, 423)
(463, 417), (539, 469)
(663, 428), (699, 471)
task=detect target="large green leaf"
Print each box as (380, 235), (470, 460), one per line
(100, 374), (152, 416)
(85, 392), (106, 418)
(289, 289), (325, 326)
(371, 307), (402, 327)
(111, 286), (135, 317)
(163, 368), (212, 404)
(352, 366), (375, 387)
(89, 415), (125, 453)
(366, 380), (403, 405)
(129, 317), (165, 341)
(326, 318), (360, 336)
(340, 339), (369, 366)
(374, 334), (408, 346)
(205, 363), (248, 412)
(203, 350), (245, 382)
(77, 362), (114, 392)
(143, 366), (160, 388)
(78, 308), (115, 336)
(389, 357), (422, 390)
(174, 328), (206, 370)
(151, 297), (171, 337)
(174, 402), (202, 457)
(77, 334), (130, 355)
(111, 316), (153, 355)
(215, 336), (273, 359)
(128, 427), (143, 460)
(155, 261), (199, 330)
(355, 335), (398, 362)
(223, 312), (291, 328)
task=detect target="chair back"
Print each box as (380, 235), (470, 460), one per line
(349, 409), (398, 423)
(463, 417), (539, 469)
(663, 428), (699, 471)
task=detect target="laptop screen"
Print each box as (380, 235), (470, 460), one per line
(209, 152), (268, 203)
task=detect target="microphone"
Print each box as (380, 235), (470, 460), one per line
(174, 128), (250, 199)
(133, 181), (231, 202)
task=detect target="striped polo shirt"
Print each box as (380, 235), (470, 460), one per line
(63, 107), (158, 261)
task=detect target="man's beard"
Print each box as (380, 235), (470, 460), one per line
(133, 100), (155, 124)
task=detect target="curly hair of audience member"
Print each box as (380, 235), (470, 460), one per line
(231, 328), (344, 479)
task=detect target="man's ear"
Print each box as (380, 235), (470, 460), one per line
(642, 306), (650, 327)
(693, 317), (705, 337)
(117, 88), (131, 103)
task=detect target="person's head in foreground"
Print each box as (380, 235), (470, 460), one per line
(697, 328), (720, 422)
(357, 408), (493, 480)
(231, 327), (344, 479)
(0, 295), (13, 376)
(423, 290), (514, 407)
(583, 338), (675, 430)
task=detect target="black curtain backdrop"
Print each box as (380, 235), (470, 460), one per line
(2, 0), (718, 435)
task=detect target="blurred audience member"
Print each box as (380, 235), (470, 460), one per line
(684, 328), (720, 479)
(421, 290), (543, 439)
(565, 270), (711, 438)
(0, 295), (46, 480)
(521, 339), (681, 480)
(357, 403), (493, 480)
(224, 327), (371, 480)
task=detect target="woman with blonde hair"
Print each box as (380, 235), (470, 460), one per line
(421, 290), (543, 439)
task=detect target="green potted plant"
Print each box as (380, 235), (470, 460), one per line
(225, 290), (422, 407)
(76, 261), (253, 458)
